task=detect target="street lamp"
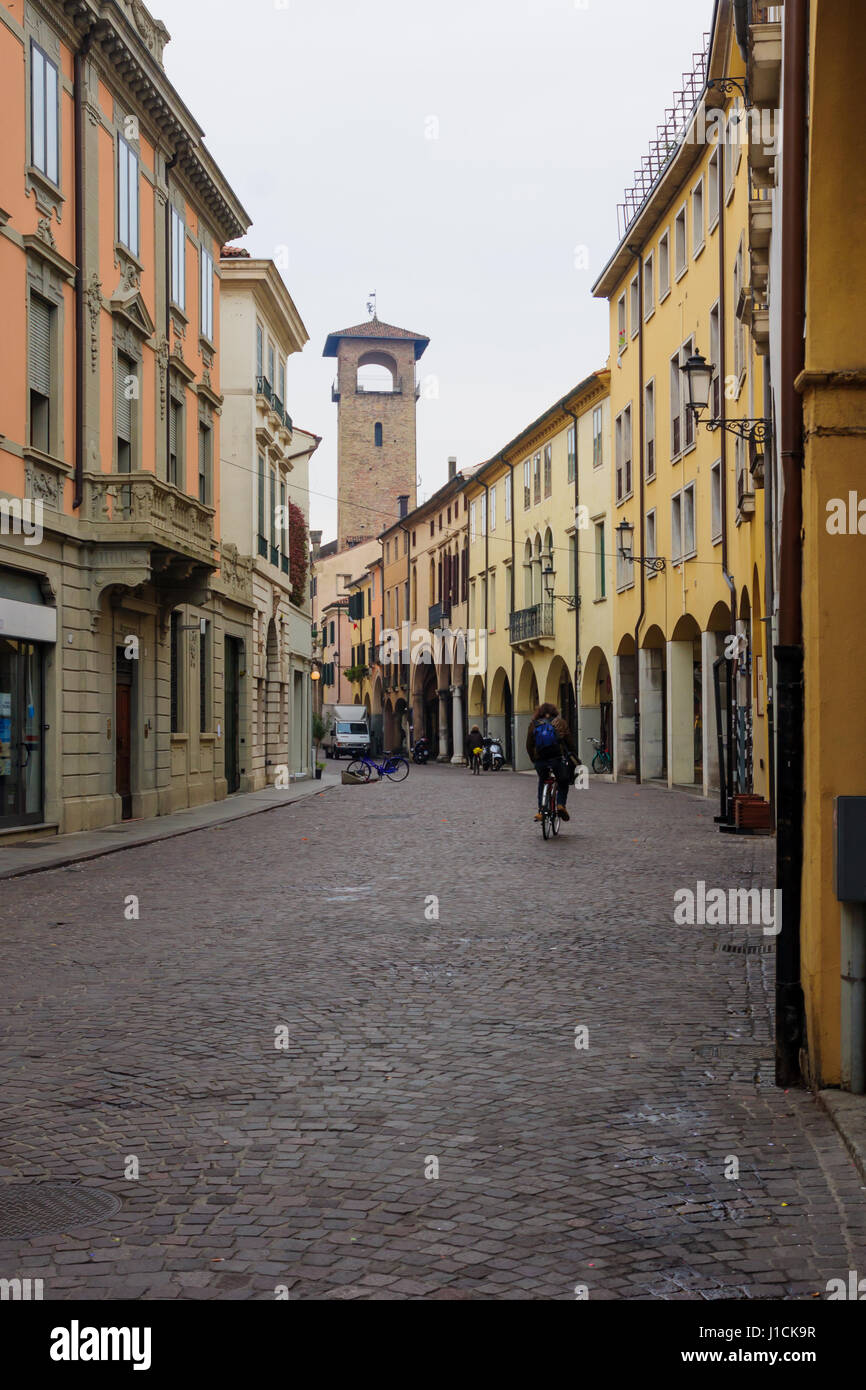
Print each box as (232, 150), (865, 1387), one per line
(543, 560), (577, 610)
(616, 517), (666, 573)
(681, 352), (773, 451)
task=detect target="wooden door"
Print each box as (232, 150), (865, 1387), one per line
(115, 674), (132, 820)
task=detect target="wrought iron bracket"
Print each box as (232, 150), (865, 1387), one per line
(703, 417), (773, 446)
(706, 75), (751, 108)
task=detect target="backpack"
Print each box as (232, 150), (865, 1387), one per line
(534, 719), (560, 755)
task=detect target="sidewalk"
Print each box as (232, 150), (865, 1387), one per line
(0, 772), (341, 881)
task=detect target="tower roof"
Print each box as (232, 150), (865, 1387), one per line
(323, 315), (430, 360)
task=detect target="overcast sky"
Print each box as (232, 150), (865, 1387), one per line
(157, 0), (712, 541)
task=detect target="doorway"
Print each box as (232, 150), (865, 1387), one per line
(225, 636), (242, 794)
(115, 646), (134, 820)
(0, 638), (44, 828)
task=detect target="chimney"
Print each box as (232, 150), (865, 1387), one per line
(397, 494), (409, 519)
(448, 455), (457, 480)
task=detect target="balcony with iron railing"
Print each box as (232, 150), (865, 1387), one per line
(256, 378), (293, 433)
(509, 600), (555, 648)
(749, 1), (783, 182)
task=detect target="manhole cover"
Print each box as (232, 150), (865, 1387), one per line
(0, 1184), (122, 1239)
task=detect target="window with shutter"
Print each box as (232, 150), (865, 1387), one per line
(168, 393), (182, 487)
(29, 295), (51, 395)
(29, 294), (52, 453)
(116, 354), (134, 472)
(257, 454), (267, 556)
(198, 423), (211, 503)
(270, 469), (277, 565)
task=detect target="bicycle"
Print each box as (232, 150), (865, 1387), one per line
(588, 737), (613, 774)
(346, 752), (410, 783)
(469, 744), (483, 776)
(540, 765), (561, 840)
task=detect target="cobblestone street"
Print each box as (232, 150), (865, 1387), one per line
(1, 766), (864, 1301)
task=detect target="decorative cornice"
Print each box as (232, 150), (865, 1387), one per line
(795, 368), (866, 393)
(59, 0), (249, 242)
(22, 232), (77, 285)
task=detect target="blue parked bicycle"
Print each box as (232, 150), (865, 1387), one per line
(588, 737), (613, 774)
(347, 752), (410, 783)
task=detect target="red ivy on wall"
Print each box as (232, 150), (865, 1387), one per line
(289, 502), (309, 607)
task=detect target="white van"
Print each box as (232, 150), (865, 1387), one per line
(323, 705), (371, 760)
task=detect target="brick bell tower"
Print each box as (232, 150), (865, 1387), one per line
(323, 313), (429, 549)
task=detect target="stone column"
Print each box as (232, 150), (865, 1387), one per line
(667, 639), (695, 788)
(412, 689), (424, 747)
(638, 647), (665, 781)
(450, 683), (465, 764)
(437, 688), (450, 760)
(701, 630), (720, 797)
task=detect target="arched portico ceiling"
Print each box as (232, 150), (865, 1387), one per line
(488, 666), (511, 714)
(544, 653), (572, 705)
(641, 623), (666, 650)
(671, 614), (701, 642)
(516, 658), (539, 712)
(469, 673), (485, 717)
(581, 645), (612, 705)
(707, 600), (732, 632)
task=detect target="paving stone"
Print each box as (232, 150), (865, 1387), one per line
(0, 769), (863, 1300)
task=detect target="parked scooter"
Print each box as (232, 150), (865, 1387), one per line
(412, 737), (431, 765)
(481, 735), (505, 771)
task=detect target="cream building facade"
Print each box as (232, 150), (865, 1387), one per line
(464, 373), (612, 771)
(218, 251), (318, 789)
(592, 0), (769, 808)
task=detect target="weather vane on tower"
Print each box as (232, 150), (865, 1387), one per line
(367, 290), (377, 319)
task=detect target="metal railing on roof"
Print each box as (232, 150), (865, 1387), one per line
(617, 35), (711, 240)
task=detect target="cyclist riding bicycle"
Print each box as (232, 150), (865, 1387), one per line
(466, 725), (484, 770)
(526, 702), (575, 823)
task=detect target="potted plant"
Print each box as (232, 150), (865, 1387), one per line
(312, 713), (326, 778)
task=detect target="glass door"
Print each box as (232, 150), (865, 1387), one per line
(0, 639), (44, 828)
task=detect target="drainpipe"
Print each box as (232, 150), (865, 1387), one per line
(563, 405), (582, 752)
(626, 244), (646, 784)
(509, 458), (516, 770)
(73, 23), (96, 510)
(164, 143), (180, 481)
(762, 368), (777, 828)
(716, 121), (737, 825)
(775, 0), (807, 1088)
(482, 478), (489, 731)
(378, 535), (387, 741)
(398, 504), (413, 741)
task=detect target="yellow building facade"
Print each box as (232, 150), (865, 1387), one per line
(593, 1), (770, 809)
(465, 373), (612, 771)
